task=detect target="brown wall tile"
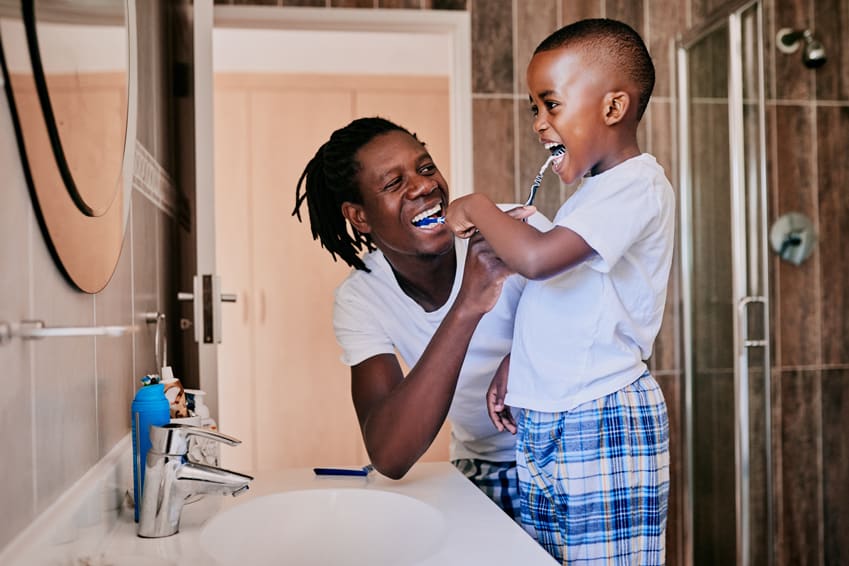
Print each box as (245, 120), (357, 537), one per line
(647, 0), (685, 98)
(604, 0), (644, 36)
(379, 0), (423, 7)
(814, 0), (849, 101)
(472, 97), (515, 203)
(773, 0), (815, 101)
(778, 369), (823, 566)
(515, 0), (559, 94)
(428, 0), (467, 9)
(816, 106), (849, 365)
(561, 0), (602, 23)
(822, 368), (849, 566)
(471, 0), (514, 93)
(771, 104), (821, 368)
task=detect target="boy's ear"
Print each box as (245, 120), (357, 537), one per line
(341, 202), (372, 234)
(602, 91), (630, 125)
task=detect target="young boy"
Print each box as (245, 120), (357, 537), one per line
(445, 19), (674, 564)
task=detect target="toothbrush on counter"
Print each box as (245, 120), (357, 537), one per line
(313, 464), (374, 477)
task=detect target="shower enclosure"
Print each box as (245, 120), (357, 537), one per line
(677, 1), (772, 565)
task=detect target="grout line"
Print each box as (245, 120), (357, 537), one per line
(511, 0), (520, 202)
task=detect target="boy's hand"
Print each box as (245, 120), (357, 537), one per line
(487, 355), (516, 434)
(445, 194), (481, 238)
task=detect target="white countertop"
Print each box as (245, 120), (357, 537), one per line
(92, 462), (556, 565)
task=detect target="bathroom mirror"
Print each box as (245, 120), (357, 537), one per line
(0, 0), (137, 293)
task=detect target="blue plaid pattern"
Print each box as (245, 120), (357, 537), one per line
(516, 372), (669, 565)
(452, 458), (520, 521)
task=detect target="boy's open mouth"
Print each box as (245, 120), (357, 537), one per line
(412, 204), (445, 227)
(546, 143), (566, 172)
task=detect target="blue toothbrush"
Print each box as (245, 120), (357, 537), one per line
(413, 216), (446, 227)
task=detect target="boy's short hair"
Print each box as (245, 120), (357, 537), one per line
(535, 18), (655, 121)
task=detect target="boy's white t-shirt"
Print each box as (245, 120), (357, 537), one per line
(506, 153), (676, 413)
(332, 236), (526, 462)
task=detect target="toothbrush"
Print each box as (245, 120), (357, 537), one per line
(413, 216), (446, 227)
(524, 146), (566, 207)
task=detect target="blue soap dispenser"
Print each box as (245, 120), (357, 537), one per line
(131, 379), (170, 522)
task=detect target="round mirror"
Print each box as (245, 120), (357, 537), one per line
(0, 0), (137, 293)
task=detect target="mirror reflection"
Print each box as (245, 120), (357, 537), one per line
(32, 3), (128, 217)
(0, 0), (136, 293)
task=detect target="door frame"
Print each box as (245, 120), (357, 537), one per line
(190, 0), (473, 419)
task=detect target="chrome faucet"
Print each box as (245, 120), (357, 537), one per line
(138, 423), (253, 538)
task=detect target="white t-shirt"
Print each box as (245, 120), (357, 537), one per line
(333, 238), (525, 462)
(506, 153), (676, 413)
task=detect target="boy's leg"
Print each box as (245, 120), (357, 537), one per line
(517, 373), (670, 565)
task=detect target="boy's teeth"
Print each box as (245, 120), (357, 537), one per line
(412, 205), (441, 224)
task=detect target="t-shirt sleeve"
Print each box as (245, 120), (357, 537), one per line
(558, 177), (660, 273)
(333, 285), (396, 367)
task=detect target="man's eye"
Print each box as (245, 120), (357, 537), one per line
(383, 177), (402, 190)
(420, 164), (436, 175)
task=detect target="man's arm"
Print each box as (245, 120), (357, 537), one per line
(349, 232), (516, 479)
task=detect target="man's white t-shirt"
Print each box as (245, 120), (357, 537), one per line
(333, 237), (524, 462)
(506, 153), (676, 413)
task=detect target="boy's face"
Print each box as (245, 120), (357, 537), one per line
(346, 130), (454, 264)
(526, 47), (619, 184)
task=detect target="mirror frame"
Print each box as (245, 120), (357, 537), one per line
(0, 0), (137, 293)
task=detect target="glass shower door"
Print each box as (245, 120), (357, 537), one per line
(677, 2), (772, 565)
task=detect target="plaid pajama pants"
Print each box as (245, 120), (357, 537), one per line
(452, 458), (521, 521)
(516, 372), (670, 565)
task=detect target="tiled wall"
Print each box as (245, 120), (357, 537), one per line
(0, 2), (179, 552)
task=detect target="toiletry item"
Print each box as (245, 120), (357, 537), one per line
(184, 389), (220, 466)
(412, 216), (445, 227)
(313, 464), (374, 477)
(131, 382), (170, 522)
(161, 365), (189, 418)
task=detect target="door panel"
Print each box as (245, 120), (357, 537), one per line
(215, 74), (452, 471)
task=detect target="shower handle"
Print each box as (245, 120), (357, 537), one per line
(737, 296), (767, 348)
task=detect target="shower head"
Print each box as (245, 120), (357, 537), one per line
(776, 27), (827, 68)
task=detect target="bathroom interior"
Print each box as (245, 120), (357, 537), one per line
(0, 0), (847, 564)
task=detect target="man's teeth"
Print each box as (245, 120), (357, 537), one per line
(412, 205), (442, 224)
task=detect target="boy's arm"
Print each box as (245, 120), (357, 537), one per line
(446, 193), (594, 280)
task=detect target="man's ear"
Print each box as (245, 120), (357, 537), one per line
(341, 202), (371, 234)
(603, 91), (630, 125)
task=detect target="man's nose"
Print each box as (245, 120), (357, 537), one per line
(407, 176), (436, 199)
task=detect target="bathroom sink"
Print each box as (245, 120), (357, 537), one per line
(199, 488), (446, 565)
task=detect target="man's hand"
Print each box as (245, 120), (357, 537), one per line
(487, 355), (516, 434)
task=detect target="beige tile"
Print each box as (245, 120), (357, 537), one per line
(132, 192), (159, 380)
(95, 231), (134, 457)
(30, 230), (98, 513)
(0, 95), (37, 550)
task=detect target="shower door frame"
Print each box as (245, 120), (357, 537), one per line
(676, 1), (772, 565)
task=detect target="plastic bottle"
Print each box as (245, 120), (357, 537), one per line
(131, 382), (170, 522)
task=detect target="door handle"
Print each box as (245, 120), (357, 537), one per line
(178, 275), (237, 344)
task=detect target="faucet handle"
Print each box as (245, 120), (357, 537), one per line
(149, 423), (242, 455)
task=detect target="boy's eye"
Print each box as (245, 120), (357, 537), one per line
(545, 100), (559, 110)
(529, 104), (539, 117)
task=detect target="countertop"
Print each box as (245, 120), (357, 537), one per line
(93, 461), (556, 565)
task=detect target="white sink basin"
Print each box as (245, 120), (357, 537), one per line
(199, 488), (447, 565)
